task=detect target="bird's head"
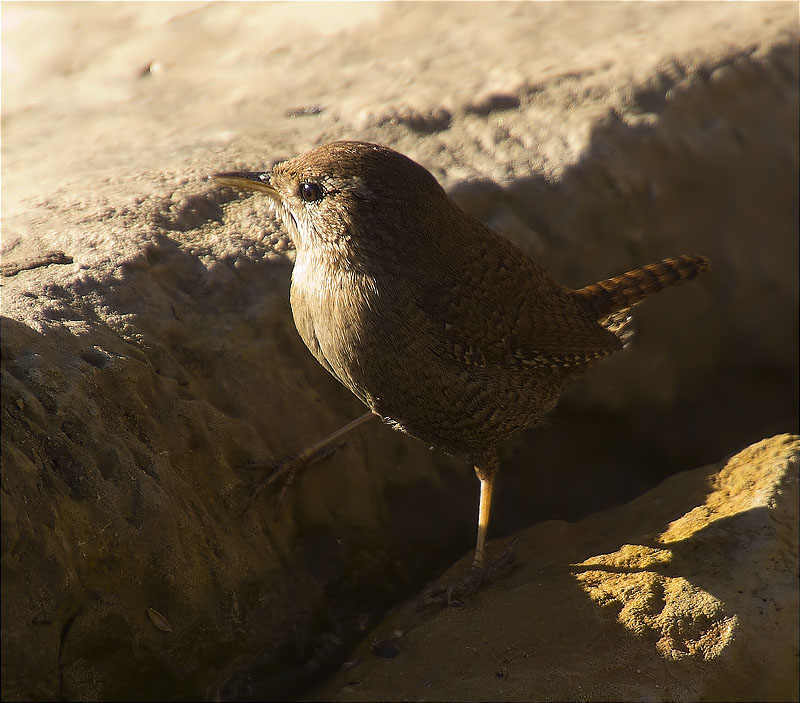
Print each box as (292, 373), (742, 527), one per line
(213, 141), (451, 271)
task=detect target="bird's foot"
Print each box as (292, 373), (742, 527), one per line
(415, 542), (518, 611)
(242, 442), (344, 510)
(240, 412), (375, 511)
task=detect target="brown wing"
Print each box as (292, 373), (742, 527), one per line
(423, 220), (622, 371)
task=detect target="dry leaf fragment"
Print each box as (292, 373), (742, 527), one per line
(147, 607), (172, 632)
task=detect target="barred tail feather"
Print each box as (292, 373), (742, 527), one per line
(573, 254), (710, 321)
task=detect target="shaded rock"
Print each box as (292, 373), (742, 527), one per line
(315, 435), (800, 702)
(0, 246), (470, 701)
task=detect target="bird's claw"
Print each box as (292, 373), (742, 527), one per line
(415, 543), (519, 611)
(243, 442), (344, 510)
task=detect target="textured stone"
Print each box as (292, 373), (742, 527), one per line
(316, 435), (799, 702)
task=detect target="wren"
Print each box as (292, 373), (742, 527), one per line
(214, 141), (709, 586)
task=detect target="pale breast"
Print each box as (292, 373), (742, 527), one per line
(289, 254), (377, 405)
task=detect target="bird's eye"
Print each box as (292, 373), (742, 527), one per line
(299, 181), (324, 202)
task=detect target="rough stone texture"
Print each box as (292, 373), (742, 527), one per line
(1, 3), (798, 701)
(315, 435), (800, 702)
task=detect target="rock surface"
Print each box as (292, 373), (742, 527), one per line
(314, 435), (800, 702)
(1, 3), (798, 701)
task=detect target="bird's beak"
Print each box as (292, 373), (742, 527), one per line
(211, 171), (279, 200)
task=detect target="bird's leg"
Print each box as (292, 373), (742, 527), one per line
(457, 455), (503, 592)
(417, 453), (516, 609)
(245, 410), (376, 505)
(472, 462), (497, 571)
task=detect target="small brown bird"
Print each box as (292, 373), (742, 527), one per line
(214, 141), (709, 588)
